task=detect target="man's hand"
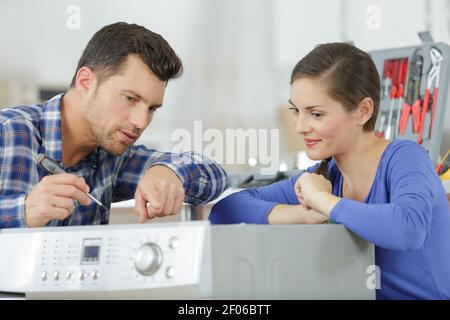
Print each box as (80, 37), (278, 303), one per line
(134, 165), (185, 222)
(25, 174), (91, 227)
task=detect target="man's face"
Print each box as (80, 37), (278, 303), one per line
(85, 54), (166, 155)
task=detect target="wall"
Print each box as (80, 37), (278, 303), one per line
(1, 0), (449, 171)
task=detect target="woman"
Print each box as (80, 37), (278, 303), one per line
(209, 43), (450, 300)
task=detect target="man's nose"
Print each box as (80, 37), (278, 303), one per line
(130, 105), (151, 130)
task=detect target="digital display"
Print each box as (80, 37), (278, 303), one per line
(81, 238), (102, 265)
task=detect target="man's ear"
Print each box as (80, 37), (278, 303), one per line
(356, 97), (374, 127)
(74, 67), (97, 95)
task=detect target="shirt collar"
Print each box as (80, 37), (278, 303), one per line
(39, 93), (65, 162)
(39, 93), (101, 169)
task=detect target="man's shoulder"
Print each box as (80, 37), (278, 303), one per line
(0, 105), (42, 129)
(0, 105), (43, 145)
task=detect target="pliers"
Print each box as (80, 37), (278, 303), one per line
(418, 47), (443, 144)
(399, 50), (423, 135)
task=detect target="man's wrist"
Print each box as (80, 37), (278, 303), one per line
(145, 164), (185, 185)
(18, 194), (29, 228)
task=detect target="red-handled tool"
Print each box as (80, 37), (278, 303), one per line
(385, 60), (400, 139)
(393, 58), (409, 138)
(381, 60), (392, 100)
(399, 50), (423, 135)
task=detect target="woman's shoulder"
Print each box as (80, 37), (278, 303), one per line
(381, 139), (435, 176)
(384, 139), (429, 161)
(388, 138), (424, 150)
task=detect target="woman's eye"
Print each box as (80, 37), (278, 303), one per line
(312, 112), (322, 118)
(289, 107), (299, 114)
(149, 107), (158, 114)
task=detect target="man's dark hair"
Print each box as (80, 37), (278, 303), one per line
(70, 22), (183, 87)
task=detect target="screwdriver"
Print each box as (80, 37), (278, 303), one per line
(36, 153), (106, 208)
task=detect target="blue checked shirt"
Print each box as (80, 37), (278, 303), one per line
(0, 94), (229, 228)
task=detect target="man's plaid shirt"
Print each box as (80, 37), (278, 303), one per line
(0, 94), (228, 228)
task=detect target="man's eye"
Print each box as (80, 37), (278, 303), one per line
(149, 107), (158, 113)
(125, 95), (137, 103)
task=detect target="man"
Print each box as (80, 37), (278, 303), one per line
(0, 22), (228, 228)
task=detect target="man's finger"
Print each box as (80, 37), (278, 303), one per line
(134, 190), (148, 223)
(146, 203), (156, 219)
(50, 195), (75, 213)
(162, 185), (177, 216)
(173, 189), (185, 214)
(48, 205), (72, 221)
(54, 185), (91, 206)
(145, 187), (162, 212)
(44, 174), (90, 193)
(148, 187), (168, 217)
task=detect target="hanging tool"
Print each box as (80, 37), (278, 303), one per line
(399, 49), (423, 135)
(381, 60), (392, 99)
(385, 60), (399, 139)
(418, 47), (443, 144)
(376, 60), (392, 137)
(375, 114), (386, 138)
(436, 149), (450, 176)
(428, 48), (443, 139)
(393, 58), (409, 139)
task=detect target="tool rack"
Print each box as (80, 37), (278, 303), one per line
(370, 33), (450, 165)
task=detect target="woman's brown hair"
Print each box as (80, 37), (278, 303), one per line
(290, 43), (380, 178)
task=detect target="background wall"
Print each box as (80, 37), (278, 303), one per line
(1, 0), (449, 174)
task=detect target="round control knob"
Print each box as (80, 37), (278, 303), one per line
(166, 266), (176, 279)
(134, 243), (163, 276)
(91, 270), (99, 280)
(169, 237), (179, 249)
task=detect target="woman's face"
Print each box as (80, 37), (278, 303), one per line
(289, 77), (362, 160)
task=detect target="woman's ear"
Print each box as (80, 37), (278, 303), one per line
(356, 97), (374, 127)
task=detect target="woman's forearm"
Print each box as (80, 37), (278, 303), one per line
(267, 204), (328, 224)
(310, 192), (342, 217)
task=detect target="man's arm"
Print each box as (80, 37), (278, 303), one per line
(113, 146), (229, 205)
(0, 119), (90, 228)
(0, 193), (27, 228)
(0, 120), (30, 228)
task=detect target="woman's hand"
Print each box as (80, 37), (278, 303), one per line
(295, 172), (339, 216)
(294, 178), (310, 210)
